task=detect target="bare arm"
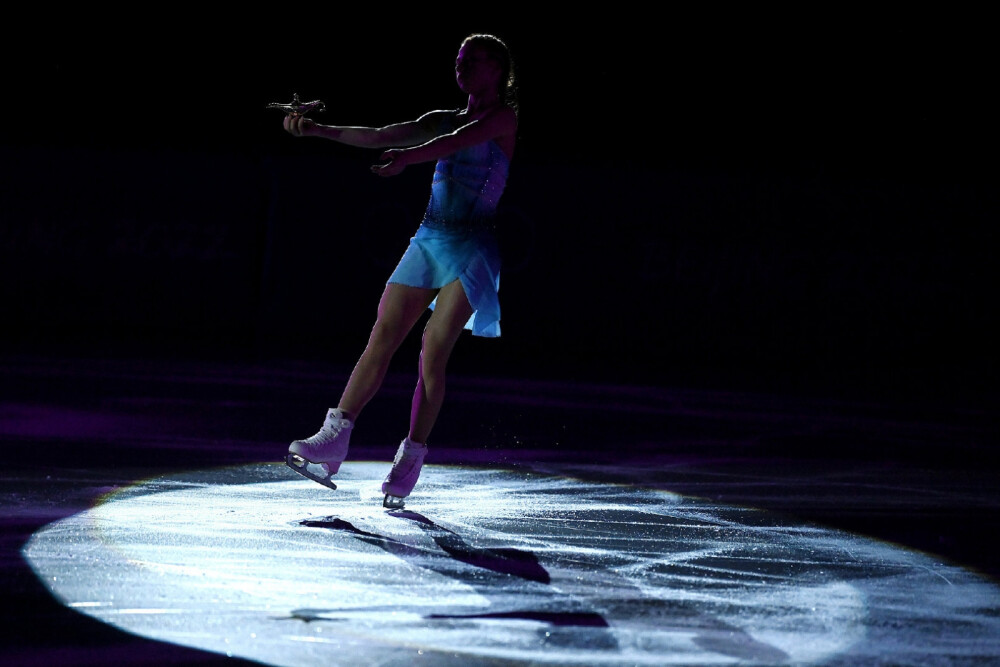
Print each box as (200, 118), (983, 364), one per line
(283, 109), (453, 149)
(372, 106), (517, 177)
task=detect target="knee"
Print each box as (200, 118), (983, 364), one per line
(367, 320), (406, 356)
(419, 330), (453, 377)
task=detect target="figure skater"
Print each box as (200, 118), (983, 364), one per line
(281, 33), (518, 508)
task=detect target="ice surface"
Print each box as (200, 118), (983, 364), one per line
(22, 461), (1000, 665)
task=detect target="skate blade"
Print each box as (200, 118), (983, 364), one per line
(383, 494), (406, 509)
(285, 453), (337, 490)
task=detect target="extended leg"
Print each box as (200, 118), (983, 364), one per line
(338, 283), (437, 419)
(288, 283), (435, 490)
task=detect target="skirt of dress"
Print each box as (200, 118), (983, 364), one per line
(387, 224), (501, 337)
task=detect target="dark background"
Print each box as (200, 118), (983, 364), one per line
(1, 15), (998, 663)
(1, 10), (995, 402)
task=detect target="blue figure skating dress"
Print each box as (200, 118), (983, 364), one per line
(387, 112), (510, 338)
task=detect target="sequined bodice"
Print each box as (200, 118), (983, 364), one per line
(421, 114), (510, 230)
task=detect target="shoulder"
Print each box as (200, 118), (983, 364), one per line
(416, 109), (463, 133)
(456, 105), (517, 135)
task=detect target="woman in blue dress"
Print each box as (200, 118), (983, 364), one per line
(281, 33), (519, 508)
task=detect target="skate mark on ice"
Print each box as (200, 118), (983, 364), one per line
(425, 610), (609, 627)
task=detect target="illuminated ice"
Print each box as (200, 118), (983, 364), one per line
(23, 461), (1000, 666)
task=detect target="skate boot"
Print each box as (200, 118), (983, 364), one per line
(286, 408), (353, 490)
(382, 437), (427, 509)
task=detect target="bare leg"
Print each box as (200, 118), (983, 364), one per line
(409, 279), (474, 443)
(338, 283), (437, 420)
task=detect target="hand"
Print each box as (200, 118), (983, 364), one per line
(371, 149), (407, 177)
(283, 113), (316, 137)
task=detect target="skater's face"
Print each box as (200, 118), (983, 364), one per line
(455, 42), (500, 96)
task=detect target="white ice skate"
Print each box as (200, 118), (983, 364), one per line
(382, 438), (427, 509)
(286, 408), (353, 490)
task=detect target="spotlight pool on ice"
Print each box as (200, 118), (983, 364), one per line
(23, 461), (1000, 665)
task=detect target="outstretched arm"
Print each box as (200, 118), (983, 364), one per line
(372, 106), (517, 177)
(283, 110), (452, 149)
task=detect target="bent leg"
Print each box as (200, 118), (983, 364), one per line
(338, 283), (437, 419)
(409, 279), (474, 443)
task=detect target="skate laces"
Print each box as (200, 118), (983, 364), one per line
(322, 409), (352, 435)
(299, 410), (351, 446)
(325, 417), (351, 434)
